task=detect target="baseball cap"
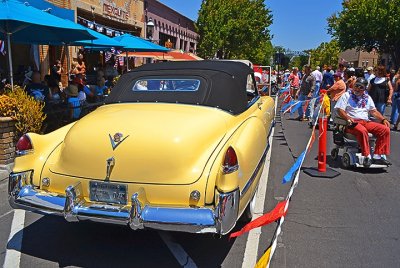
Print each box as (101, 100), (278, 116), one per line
(333, 72), (342, 77)
(366, 66), (373, 71)
(354, 77), (368, 88)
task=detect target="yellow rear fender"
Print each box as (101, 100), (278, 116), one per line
(205, 117), (268, 205)
(13, 123), (76, 186)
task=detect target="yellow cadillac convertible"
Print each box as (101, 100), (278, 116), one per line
(9, 61), (275, 235)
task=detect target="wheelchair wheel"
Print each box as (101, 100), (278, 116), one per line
(331, 148), (339, 161)
(342, 152), (351, 168)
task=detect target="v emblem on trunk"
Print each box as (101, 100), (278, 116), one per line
(109, 133), (129, 151)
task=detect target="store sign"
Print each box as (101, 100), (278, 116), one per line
(103, 2), (129, 21)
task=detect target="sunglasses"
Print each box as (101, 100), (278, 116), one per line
(354, 84), (366, 90)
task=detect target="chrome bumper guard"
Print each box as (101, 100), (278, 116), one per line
(8, 172), (239, 235)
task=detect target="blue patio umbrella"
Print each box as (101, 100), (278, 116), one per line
(0, 0), (95, 86)
(113, 34), (169, 52)
(113, 34), (168, 71)
(71, 28), (123, 48)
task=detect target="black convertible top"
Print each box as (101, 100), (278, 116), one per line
(105, 60), (255, 114)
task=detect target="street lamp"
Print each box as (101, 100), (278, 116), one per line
(146, 19), (154, 41)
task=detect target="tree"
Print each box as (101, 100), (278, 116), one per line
(309, 40), (341, 69)
(327, 0), (400, 68)
(196, 0), (273, 65)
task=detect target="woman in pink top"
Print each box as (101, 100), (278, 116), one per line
(289, 67), (300, 98)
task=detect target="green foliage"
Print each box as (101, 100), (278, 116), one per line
(309, 40), (341, 69)
(196, 0), (273, 64)
(0, 85), (46, 135)
(327, 0), (400, 67)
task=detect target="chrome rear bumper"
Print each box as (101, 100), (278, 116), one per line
(8, 172), (239, 235)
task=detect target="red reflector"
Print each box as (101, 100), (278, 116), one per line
(223, 147), (238, 174)
(16, 135), (32, 152)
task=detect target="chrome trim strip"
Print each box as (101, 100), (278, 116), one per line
(16, 149), (34, 156)
(247, 95), (261, 108)
(8, 174), (240, 235)
(222, 164), (239, 174)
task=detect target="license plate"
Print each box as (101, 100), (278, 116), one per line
(89, 181), (127, 205)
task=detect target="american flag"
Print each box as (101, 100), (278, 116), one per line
(0, 40), (6, 56)
(105, 51), (112, 62)
(119, 56), (124, 66)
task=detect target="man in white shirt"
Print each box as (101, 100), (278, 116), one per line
(364, 66), (375, 86)
(311, 66), (323, 97)
(335, 77), (391, 167)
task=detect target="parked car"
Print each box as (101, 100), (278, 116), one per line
(9, 60), (275, 235)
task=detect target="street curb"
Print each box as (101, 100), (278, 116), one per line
(0, 163), (13, 180)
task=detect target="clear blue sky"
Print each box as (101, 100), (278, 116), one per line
(158, 0), (343, 51)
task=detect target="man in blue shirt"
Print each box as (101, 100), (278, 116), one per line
(321, 66), (334, 90)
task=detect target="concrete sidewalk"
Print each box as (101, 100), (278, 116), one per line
(0, 170), (9, 181)
(0, 163), (12, 181)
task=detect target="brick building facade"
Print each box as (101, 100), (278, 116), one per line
(339, 49), (379, 69)
(145, 0), (198, 52)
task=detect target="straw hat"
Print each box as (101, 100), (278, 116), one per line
(65, 84), (78, 97)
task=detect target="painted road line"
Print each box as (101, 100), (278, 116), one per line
(3, 209), (25, 268)
(0, 210), (13, 222)
(159, 231), (198, 268)
(242, 125), (275, 268)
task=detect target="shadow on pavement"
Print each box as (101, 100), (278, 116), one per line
(7, 214), (240, 267)
(310, 155), (389, 175)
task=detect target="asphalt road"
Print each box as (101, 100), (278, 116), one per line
(268, 106), (400, 267)
(1, 103), (399, 267)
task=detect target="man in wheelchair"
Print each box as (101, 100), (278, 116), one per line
(333, 77), (391, 168)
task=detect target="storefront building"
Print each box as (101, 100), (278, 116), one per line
(1, 0), (198, 86)
(72, 0), (145, 80)
(339, 49), (379, 69)
(74, 0), (144, 38)
(144, 0), (198, 53)
(31, 0), (144, 84)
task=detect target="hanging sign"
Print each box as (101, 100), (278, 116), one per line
(103, 1), (130, 21)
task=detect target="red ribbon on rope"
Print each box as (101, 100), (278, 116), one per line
(229, 200), (288, 238)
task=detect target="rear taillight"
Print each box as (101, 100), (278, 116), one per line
(16, 134), (33, 156)
(222, 146), (239, 174)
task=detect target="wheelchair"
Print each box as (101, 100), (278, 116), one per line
(331, 117), (389, 169)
